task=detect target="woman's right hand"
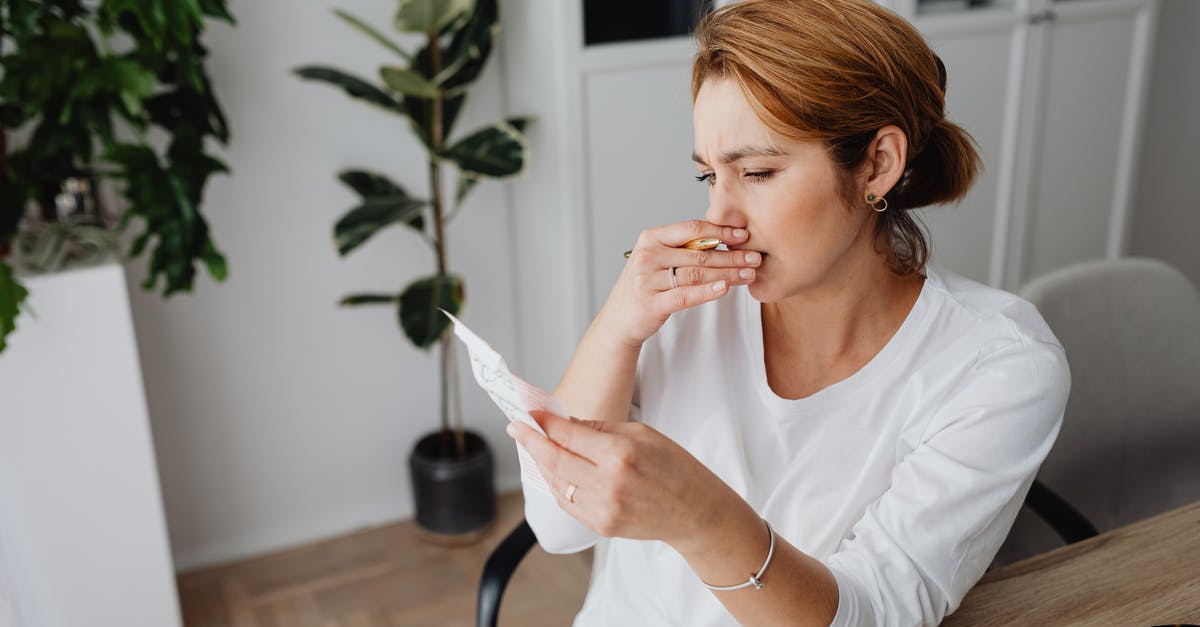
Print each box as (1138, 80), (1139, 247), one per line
(597, 220), (761, 350)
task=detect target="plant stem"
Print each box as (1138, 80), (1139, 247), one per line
(427, 29), (465, 459)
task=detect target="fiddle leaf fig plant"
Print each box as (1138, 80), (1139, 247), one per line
(0, 0), (234, 353)
(295, 0), (530, 453)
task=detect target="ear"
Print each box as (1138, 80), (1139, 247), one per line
(863, 125), (908, 198)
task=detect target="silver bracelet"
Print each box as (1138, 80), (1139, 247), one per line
(699, 518), (776, 592)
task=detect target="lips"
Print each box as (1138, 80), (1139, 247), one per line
(727, 245), (766, 258)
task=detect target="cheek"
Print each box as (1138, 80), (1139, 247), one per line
(750, 181), (846, 250)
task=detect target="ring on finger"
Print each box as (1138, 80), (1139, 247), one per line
(565, 483), (578, 503)
(668, 267), (678, 290)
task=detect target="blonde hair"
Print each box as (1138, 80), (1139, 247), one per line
(692, 0), (981, 275)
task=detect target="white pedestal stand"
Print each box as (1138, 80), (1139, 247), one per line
(0, 262), (181, 627)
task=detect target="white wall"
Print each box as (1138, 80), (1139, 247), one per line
(125, 0), (530, 571)
(1129, 0), (1200, 287)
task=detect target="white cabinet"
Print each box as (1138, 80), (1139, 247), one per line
(904, 0), (1158, 289)
(500, 0), (1159, 343)
(582, 48), (708, 308)
(1010, 0), (1158, 287)
(919, 20), (1022, 286)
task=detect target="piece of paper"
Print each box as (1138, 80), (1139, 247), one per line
(442, 310), (564, 495)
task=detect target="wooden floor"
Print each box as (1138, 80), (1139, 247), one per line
(177, 491), (593, 627)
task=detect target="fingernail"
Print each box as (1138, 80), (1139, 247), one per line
(732, 228), (748, 239)
(712, 280), (726, 292)
(506, 423), (516, 437)
(739, 268), (754, 279)
(745, 251), (761, 264)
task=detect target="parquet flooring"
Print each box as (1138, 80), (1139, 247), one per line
(177, 491), (592, 627)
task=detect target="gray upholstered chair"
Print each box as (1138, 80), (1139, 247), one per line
(995, 257), (1200, 565)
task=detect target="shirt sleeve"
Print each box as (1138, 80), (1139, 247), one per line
(826, 336), (1070, 627)
(523, 374), (647, 554)
(523, 482), (600, 554)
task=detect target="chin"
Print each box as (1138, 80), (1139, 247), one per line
(746, 280), (782, 304)
(746, 261), (826, 303)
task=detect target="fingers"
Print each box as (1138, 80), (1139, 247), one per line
(628, 236), (761, 270)
(659, 246), (762, 270)
(654, 265), (755, 291)
(531, 410), (618, 463)
(651, 278), (730, 313)
(646, 220), (748, 249)
(508, 421), (593, 496)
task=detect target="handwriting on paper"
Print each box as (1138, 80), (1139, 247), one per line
(442, 310), (566, 495)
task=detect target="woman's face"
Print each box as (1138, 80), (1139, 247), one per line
(692, 79), (877, 303)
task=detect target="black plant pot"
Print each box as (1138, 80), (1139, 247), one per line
(409, 429), (496, 538)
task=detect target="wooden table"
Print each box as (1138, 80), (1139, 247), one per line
(943, 502), (1200, 626)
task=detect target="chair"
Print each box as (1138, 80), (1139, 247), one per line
(477, 520), (538, 627)
(997, 257), (1200, 564)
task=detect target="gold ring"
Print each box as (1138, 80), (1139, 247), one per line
(565, 483), (577, 503)
(683, 237), (722, 250)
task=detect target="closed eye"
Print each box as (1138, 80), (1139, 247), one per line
(695, 170), (776, 187)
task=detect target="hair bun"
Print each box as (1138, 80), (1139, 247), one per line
(891, 118), (981, 211)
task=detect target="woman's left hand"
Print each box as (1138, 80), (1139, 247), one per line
(507, 410), (742, 547)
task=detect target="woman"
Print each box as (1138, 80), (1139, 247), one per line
(506, 0), (1070, 625)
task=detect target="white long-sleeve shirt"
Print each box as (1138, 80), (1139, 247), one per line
(521, 265), (1070, 626)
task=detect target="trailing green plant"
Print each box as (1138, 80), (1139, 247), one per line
(0, 0), (234, 352)
(295, 0), (529, 456)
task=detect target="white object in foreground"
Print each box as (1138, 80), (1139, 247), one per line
(0, 263), (180, 627)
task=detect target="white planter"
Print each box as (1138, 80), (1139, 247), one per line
(0, 263), (180, 627)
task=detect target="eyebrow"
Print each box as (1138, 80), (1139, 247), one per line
(691, 145), (788, 166)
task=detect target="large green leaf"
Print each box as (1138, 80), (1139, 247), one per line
(338, 169), (410, 199)
(433, 0), (498, 91)
(198, 0), (236, 23)
(402, 0), (498, 146)
(333, 9), (410, 60)
(337, 168), (425, 230)
(399, 274), (464, 349)
(293, 66), (405, 115)
(454, 173), (479, 207)
(394, 0), (474, 35)
(0, 260), (29, 353)
(380, 66), (438, 99)
(334, 196), (427, 256)
(340, 293), (398, 306)
(441, 117), (529, 178)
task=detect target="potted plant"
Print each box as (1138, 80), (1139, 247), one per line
(0, 0), (235, 353)
(295, 0), (530, 539)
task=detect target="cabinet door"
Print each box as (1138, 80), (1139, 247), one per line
(922, 23), (1021, 285)
(584, 62), (705, 312)
(1020, 1), (1154, 283)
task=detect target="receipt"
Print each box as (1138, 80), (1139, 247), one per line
(442, 310), (562, 495)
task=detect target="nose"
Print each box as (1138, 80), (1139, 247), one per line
(704, 181), (747, 228)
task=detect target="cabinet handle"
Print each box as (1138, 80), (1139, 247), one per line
(1028, 9), (1057, 25)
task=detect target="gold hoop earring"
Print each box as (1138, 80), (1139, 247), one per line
(866, 193), (888, 213)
